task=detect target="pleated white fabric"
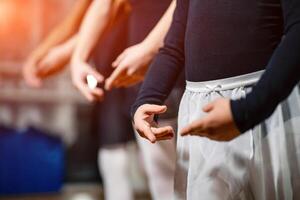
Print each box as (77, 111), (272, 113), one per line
(174, 71), (300, 200)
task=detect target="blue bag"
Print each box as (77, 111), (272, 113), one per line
(0, 126), (64, 195)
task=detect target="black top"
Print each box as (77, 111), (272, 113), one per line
(132, 0), (300, 132)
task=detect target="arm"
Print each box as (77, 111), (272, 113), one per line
(71, 0), (113, 64)
(37, 35), (78, 78)
(231, 0), (300, 132)
(71, 0), (114, 102)
(105, 0), (177, 90)
(142, 0), (177, 53)
(23, 0), (91, 87)
(132, 0), (189, 143)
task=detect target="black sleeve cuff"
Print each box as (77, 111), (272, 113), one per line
(230, 99), (250, 133)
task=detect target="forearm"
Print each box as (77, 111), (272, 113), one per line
(56, 34), (78, 60)
(142, 0), (176, 55)
(72, 0), (113, 63)
(231, 23), (300, 132)
(31, 0), (91, 58)
(131, 0), (189, 117)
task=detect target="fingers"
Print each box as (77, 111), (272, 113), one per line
(137, 123), (157, 143)
(36, 59), (55, 78)
(111, 75), (142, 89)
(180, 101), (216, 136)
(134, 104), (172, 143)
(112, 51), (126, 68)
(90, 87), (104, 101)
(23, 60), (42, 88)
(203, 101), (214, 112)
(180, 119), (206, 136)
(137, 125), (174, 143)
(71, 61), (105, 102)
(127, 67), (136, 76)
(143, 104), (167, 115)
(105, 65), (127, 90)
(77, 82), (104, 102)
(87, 67), (104, 83)
(77, 83), (95, 102)
(151, 126), (175, 140)
(156, 135), (174, 141)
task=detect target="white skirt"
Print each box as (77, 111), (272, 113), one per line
(174, 71), (300, 200)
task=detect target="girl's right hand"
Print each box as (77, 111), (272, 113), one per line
(134, 104), (175, 143)
(71, 60), (104, 102)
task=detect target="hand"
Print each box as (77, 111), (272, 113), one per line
(180, 98), (240, 141)
(23, 51), (44, 88)
(71, 60), (104, 102)
(134, 104), (175, 143)
(105, 43), (154, 90)
(37, 44), (70, 78)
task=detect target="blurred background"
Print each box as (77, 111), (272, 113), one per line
(0, 0), (149, 199)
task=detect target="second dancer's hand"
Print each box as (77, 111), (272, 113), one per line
(37, 44), (71, 78)
(71, 60), (104, 102)
(105, 43), (154, 90)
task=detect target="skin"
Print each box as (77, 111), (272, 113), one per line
(37, 35), (78, 78)
(23, 0), (92, 87)
(105, 0), (176, 90)
(71, 0), (126, 102)
(133, 104), (175, 143)
(180, 98), (241, 141)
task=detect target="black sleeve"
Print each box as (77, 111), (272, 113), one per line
(231, 0), (300, 133)
(131, 0), (189, 117)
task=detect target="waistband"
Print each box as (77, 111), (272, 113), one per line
(186, 70), (264, 93)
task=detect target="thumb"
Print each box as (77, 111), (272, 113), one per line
(203, 102), (214, 113)
(144, 104), (167, 115)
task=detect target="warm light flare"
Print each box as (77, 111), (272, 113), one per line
(0, 0), (16, 29)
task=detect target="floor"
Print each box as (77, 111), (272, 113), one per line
(0, 184), (151, 200)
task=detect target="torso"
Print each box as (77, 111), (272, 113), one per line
(185, 0), (283, 81)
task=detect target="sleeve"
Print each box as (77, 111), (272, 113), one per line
(131, 0), (189, 117)
(231, 0), (300, 133)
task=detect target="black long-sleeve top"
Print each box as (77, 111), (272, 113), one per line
(132, 0), (300, 133)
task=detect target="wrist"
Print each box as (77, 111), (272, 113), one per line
(230, 99), (248, 133)
(141, 39), (160, 58)
(71, 55), (84, 65)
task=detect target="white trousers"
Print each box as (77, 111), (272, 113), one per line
(174, 71), (300, 200)
(136, 118), (177, 200)
(98, 145), (134, 200)
(98, 119), (176, 200)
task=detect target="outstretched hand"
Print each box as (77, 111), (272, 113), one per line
(23, 52), (44, 88)
(105, 43), (153, 90)
(36, 44), (71, 78)
(134, 104), (175, 143)
(180, 98), (240, 141)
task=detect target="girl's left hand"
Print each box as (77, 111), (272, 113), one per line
(180, 98), (241, 141)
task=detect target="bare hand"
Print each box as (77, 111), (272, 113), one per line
(105, 43), (154, 90)
(134, 104), (175, 143)
(37, 45), (70, 78)
(180, 98), (240, 141)
(71, 60), (104, 102)
(23, 53), (43, 88)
